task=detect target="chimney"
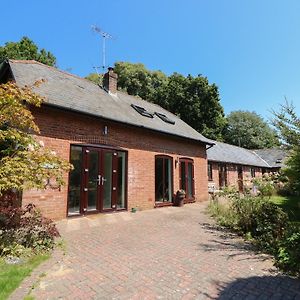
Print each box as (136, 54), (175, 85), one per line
(103, 67), (118, 94)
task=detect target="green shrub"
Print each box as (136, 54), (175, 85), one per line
(276, 227), (300, 276)
(208, 193), (300, 276)
(209, 196), (289, 252)
(254, 201), (288, 252)
(231, 196), (260, 234)
(208, 201), (238, 228)
(253, 177), (275, 198)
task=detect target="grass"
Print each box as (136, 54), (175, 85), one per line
(270, 195), (300, 224)
(0, 254), (49, 300)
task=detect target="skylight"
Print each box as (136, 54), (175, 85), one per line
(131, 104), (154, 118)
(155, 112), (175, 125)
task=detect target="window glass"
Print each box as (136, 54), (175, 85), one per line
(251, 168), (256, 178)
(155, 156), (173, 202)
(103, 152), (113, 209)
(87, 150), (98, 210)
(180, 161), (186, 192)
(187, 162), (193, 198)
(208, 163), (213, 181)
(165, 158), (173, 201)
(68, 146), (82, 215)
(117, 152), (126, 209)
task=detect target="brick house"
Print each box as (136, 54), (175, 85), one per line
(0, 60), (213, 220)
(207, 141), (270, 192)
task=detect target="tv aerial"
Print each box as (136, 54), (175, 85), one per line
(91, 25), (113, 72)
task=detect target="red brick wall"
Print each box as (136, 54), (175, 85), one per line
(208, 162), (263, 190)
(22, 105), (208, 220)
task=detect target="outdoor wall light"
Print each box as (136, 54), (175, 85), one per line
(103, 125), (108, 136)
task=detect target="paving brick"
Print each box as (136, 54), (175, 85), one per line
(9, 202), (300, 300)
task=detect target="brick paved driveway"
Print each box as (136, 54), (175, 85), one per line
(10, 202), (300, 300)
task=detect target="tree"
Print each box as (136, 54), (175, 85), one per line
(85, 73), (103, 85)
(0, 81), (71, 194)
(0, 37), (56, 66)
(223, 110), (280, 149)
(94, 61), (226, 140)
(114, 62), (168, 103)
(273, 102), (300, 193)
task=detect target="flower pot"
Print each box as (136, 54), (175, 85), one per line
(175, 190), (186, 207)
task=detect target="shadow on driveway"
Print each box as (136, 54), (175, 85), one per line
(216, 275), (300, 299)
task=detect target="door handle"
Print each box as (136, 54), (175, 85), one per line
(101, 177), (107, 185)
(96, 175), (101, 186)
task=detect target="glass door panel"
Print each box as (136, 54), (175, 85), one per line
(87, 150), (99, 211)
(155, 156), (173, 203)
(68, 146), (82, 215)
(165, 158), (172, 202)
(179, 159), (194, 200)
(187, 162), (193, 198)
(155, 157), (164, 201)
(180, 161), (186, 191)
(102, 152), (113, 209)
(117, 152), (126, 209)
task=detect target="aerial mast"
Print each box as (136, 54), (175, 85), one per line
(91, 25), (113, 72)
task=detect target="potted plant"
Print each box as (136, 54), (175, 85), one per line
(175, 189), (186, 207)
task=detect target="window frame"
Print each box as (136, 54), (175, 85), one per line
(67, 144), (128, 217)
(179, 158), (195, 200)
(250, 167), (256, 178)
(131, 104), (154, 118)
(218, 163), (228, 188)
(155, 155), (174, 204)
(207, 162), (213, 181)
(154, 112), (175, 125)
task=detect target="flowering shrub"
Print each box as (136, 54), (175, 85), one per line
(0, 193), (59, 256)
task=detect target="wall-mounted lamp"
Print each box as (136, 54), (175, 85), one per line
(103, 125), (108, 136)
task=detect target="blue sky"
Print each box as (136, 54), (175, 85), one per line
(1, 0), (300, 120)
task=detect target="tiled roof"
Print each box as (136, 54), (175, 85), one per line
(3, 60), (213, 145)
(253, 149), (288, 168)
(207, 141), (270, 167)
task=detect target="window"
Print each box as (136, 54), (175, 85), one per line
(179, 158), (195, 199)
(155, 156), (173, 202)
(131, 104), (153, 118)
(218, 164), (228, 188)
(155, 112), (175, 125)
(207, 162), (213, 181)
(251, 167), (256, 178)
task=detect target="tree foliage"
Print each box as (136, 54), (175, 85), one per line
(85, 73), (103, 85)
(0, 37), (56, 66)
(0, 81), (71, 194)
(223, 110), (280, 149)
(88, 61), (226, 140)
(273, 102), (300, 193)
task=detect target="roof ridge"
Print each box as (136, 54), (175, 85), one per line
(214, 140), (252, 151)
(8, 59), (100, 87)
(251, 150), (271, 167)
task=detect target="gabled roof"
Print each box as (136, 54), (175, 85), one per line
(253, 149), (288, 168)
(1, 60), (213, 145)
(207, 141), (270, 168)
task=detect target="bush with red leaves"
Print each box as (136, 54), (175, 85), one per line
(0, 192), (60, 255)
